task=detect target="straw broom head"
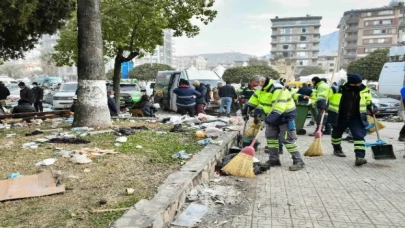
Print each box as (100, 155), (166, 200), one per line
(304, 138), (323, 157)
(221, 146), (256, 178)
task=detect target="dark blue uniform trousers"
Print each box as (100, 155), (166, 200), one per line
(331, 118), (366, 158)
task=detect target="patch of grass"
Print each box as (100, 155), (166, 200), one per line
(0, 120), (203, 227)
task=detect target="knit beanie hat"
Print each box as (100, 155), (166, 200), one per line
(347, 73), (362, 84)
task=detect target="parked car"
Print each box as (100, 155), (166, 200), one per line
(145, 81), (155, 97)
(371, 90), (400, 115)
(118, 79), (143, 108)
(53, 82), (78, 109)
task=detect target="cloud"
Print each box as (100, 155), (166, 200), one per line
(271, 0), (311, 8)
(247, 13), (275, 21)
(249, 25), (267, 32)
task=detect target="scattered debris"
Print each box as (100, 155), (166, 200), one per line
(72, 127), (93, 131)
(195, 130), (206, 138)
(91, 208), (130, 214)
(172, 150), (191, 159)
(35, 158), (57, 167)
(35, 138), (50, 143)
(170, 124), (184, 132)
(83, 169), (91, 173)
(172, 203), (208, 227)
(136, 145), (143, 149)
(0, 170), (65, 202)
(197, 138), (214, 146)
(156, 131), (168, 135)
(22, 142), (39, 149)
(99, 199), (108, 205)
(54, 150), (72, 158)
(116, 136), (128, 143)
(25, 130), (44, 137)
(48, 138), (90, 144)
(382, 115), (403, 122)
(6, 133), (16, 138)
(115, 128), (135, 136)
(70, 155), (92, 164)
(7, 173), (23, 179)
(126, 188), (135, 195)
(115, 143), (121, 147)
(205, 127), (223, 138)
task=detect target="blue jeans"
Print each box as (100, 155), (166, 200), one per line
(219, 97), (232, 114)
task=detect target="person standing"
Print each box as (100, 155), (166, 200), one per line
(309, 77), (332, 136)
(240, 77), (261, 101)
(328, 74), (373, 166)
(398, 86), (405, 142)
(212, 82), (222, 105)
(296, 83), (312, 104)
(242, 77), (305, 171)
(173, 79), (201, 117)
(107, 90), (118, 117)
(218, 81), (237, 117)
(32, 82), (44, 112)
(0, 82), (10, 111)
(18, 82), (34, 104)
(193, 80), (207, 115)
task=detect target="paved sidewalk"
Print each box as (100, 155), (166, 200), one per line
(213, 122), (405, 228)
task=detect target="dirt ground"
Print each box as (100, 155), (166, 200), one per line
(0, 119), (202, 228)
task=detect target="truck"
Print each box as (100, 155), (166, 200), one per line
(153, 70), (224, 112)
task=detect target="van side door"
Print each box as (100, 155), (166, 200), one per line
(168, 73), (181, 111)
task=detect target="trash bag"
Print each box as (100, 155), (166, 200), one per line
(218, 153), (263, 176)
(25, 130), (44, 136)
(48, 138), (90, 144)
(115, 128), (134, 135)
(170, 124), (184, 132)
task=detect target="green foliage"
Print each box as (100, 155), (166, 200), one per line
(129, 63), (174, 81)
(222, 66), (280, 83)
(299, 66), (326, 76)
(247, 57), (269, 66)
(106, 69), (116, 80)
(53, 0), (217, 66)
(0, 0), (75, 60)
(347, 49), (389, 81)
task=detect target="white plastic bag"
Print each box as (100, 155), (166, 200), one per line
(205, 127), (223, 138)
(116, 136), (128, 143)
(70, 155), (92, 164)
(35, 158), (57, 166)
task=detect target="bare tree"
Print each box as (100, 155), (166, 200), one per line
(74, 0), (111, 127)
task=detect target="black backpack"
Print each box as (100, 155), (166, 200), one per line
(205, 85), (211, 102)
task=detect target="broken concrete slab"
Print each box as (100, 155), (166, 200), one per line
(0, 170), (65, 202)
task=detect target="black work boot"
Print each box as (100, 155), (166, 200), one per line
(307, 121), (315, 126)
(278, 147), (283, 154)
(355, 158), (368, 166)
(289, 160), (305, 171)
(226, 114), (231, 118)
(264, 146), (270, 154)
(333, 150), (346, 157)
(270, 160), (281, 167)
(322, 131), (332, 135)
(343, 136), (353, 141)
(259, 161), (271, 171)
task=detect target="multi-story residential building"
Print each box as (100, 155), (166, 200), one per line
(270, 16), (322, 77)
(337, 6), (401, 69)
(318, 53), (338, 73)
(133, 30), (174, 67)
(173, 55), (208, 70)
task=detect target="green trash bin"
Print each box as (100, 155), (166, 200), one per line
(295, 104), (310, 132)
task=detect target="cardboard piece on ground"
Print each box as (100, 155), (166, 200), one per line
(0, 170), (65, 202)
(171, 203), (208, 227)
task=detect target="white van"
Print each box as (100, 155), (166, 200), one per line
(0, 76), (18, 87)
(377, 62), (404, 99)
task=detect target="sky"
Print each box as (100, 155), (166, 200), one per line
(174, 0), (390, 56)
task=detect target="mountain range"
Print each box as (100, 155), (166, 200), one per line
(198, 31), (339, 66)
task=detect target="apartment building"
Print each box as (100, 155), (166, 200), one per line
(173, 55), (208, 70)
(337, 6), (400, 69)
(271, 16), (322, 76)
(318, 53), (338, 73)
(133, 30), (174, 67)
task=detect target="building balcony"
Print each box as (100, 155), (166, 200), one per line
(344, 54), (357, 59)
(346, 27), (359, 32)
(344, 45), (357, 50)
(346, 17), (359, 24)
(345, 36), (358, 42)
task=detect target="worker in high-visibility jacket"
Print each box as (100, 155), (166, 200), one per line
(309, 77), (332, 136)
(328, 73), (373, 166)
(242, 77), (305, 171)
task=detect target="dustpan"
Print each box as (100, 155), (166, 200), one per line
(368, 113), (396, 160)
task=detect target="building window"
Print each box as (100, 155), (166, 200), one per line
(366, 19), (393, 26)
(280, 28), (292, 34)
(379, 10), (393, 16)
(366, 12), (372, 16)
(280, 36), (292, 42)
(300, 35), (307, 41)
(298, 60), (308, 66)
(330, 63), (334, 66)
(365, 48), (377, 53)
(297, 52), (307, 57)
(318, 63), (322, 66)
(301, 27), (308, 33)
(364, 38), (391, 44)
(297, 43), (307, 49)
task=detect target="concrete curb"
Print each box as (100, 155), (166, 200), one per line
(112, 131), (238, 228)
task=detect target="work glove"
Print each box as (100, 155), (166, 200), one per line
(253, 109), (264, 120)
(253, 118), (259, 125)
(303, 96), (310, 100)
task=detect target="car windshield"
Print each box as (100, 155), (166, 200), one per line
(371, 90), (387, 98)
(61, 83), (77, 92)
(120, 84), (139, 92)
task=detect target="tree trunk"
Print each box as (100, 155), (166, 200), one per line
(74, 0), (111, 127)
(113, 56), (122, 108)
